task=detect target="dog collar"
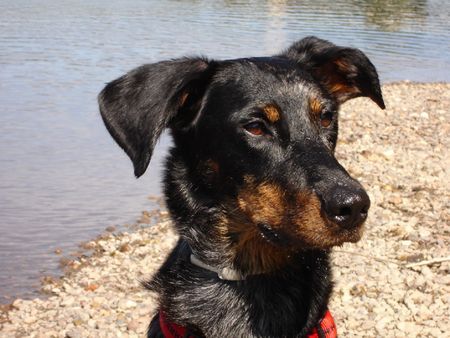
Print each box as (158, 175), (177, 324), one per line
(308, 309), (338, 338)
(190, 254), (245, 281)
(159, 309), (337, 338)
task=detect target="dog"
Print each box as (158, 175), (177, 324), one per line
(98, 36), (385, 337)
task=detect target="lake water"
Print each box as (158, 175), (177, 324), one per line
(1, 0), (449, 303)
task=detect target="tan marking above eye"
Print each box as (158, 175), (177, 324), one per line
(262, 104), (281, 123)
(309, 97), (333, 128)
(309, 97), (323, 115)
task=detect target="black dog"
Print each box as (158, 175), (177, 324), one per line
(99, 36), (384, 337)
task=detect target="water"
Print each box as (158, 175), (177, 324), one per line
(0, 0), (449, 303)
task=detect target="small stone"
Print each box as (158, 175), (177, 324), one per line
(73, 309), (90, 322)
(137, 306), (150, 316)
(23, 315), (37, 324)
(87, 319), (97, 328)
(84, 283), (99, 292)
(382, 148), (394, 159)
(119, 243), (131, 253)
(73, 319), (84, 326)
(375, 316), (391, 333)
(58, 318), (68, 327)
(116, 319), (126, 327)
(61, 296), (75, 307)
(419, 112), (429, 119)
(118, 299), (137, 309)
(105, 225), (116, 232)
(396, 321), (419, 334)
(417, 304), (433, 320)
(400, 253), (424, 263)
(65, 328), (84, 338)
(63, 283), (74, 293)
(349, 283), (366, 297)
(45, 331), (58, 338)
(12, 299), (23, 308)
(425, 327), (442, 336)
(79, 241), (96, 250)
(127, 319), (141, 332)
(421, 266), (433, 278)
(419, 228), (431, 239)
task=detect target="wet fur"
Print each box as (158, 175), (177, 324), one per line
(98, 37), (384, 337)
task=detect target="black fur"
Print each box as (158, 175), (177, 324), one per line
(98, 37), (385, 337)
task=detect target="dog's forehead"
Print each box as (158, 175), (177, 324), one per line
(219, 57), (315, 87)
(212, 58), (329, 115)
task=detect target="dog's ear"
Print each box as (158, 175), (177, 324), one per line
(98, 58), (217, 177)
(280, 36), (385, 109)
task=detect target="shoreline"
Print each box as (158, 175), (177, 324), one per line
(1, 82), (449, 337)
(1, 209), (178, 337)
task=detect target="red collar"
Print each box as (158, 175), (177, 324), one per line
(159, 309), (337, 338)
(307, 309), (337, 338)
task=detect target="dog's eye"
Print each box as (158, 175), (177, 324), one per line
(320, 111), (334, 128)
(244, 122), (267, 136)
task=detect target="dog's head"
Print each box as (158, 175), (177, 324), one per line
(99, 37), (384, 274)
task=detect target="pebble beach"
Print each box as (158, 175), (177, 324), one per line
(1, 82), (449, 337)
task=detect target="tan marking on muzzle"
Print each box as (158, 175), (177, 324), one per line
(292, 192), (363, 247)
(219, 179), (364, 274)
(237, 180), (285, 227)
(222, 214), (290, 275)
(217, 179), (291, 274)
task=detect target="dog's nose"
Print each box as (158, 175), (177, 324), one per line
(322, 186), (370, 229)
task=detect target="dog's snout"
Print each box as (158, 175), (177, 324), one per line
(322, 186), (370, 229)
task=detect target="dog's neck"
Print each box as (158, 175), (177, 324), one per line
(148, 239), (333, 337)
(156, 156), (334, 336)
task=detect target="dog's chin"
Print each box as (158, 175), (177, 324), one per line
(322, 226), (364, 249)
(329, 226), (364, 246)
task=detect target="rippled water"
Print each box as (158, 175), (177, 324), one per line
(1, 0), (449, 303)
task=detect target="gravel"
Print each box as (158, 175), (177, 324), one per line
(1, 82), (449, 337)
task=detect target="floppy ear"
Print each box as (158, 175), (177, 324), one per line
(98, 58), (217, 177)
(280, 36), (385, 109)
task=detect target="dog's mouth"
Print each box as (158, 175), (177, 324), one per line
(256, 220), (363, 249)
(257, 223), (289, 246)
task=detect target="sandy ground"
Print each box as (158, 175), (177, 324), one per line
(0, 82), (449, 337)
